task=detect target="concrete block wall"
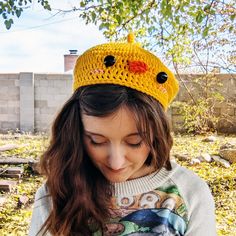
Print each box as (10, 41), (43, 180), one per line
(0, 74), (20, 131)
(0, 73), (73, 133)
(34, 74), (72, 132)
(0, 73), (235, 133)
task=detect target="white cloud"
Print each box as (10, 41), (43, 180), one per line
(0, 1), (106, 73)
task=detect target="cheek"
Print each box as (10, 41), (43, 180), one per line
(127, 146), (150, 163)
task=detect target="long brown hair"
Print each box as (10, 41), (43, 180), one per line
(39, 84), (173, 235)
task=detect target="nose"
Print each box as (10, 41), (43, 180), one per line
(107, 144), (126, 170)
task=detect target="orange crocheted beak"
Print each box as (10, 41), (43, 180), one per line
(128, 61), (148, 74)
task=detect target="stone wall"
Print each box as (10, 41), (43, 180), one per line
(0, 73), (235, 133)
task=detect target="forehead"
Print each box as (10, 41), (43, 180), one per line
(81, 107), (138, 136)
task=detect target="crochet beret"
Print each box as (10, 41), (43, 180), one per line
(73, 33), (179, 110)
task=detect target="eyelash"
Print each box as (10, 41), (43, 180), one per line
(89, 139), (142, 148)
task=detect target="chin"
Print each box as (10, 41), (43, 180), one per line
(104, 174), (129, 183)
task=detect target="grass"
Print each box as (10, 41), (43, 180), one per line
(0, 132), (235, 235)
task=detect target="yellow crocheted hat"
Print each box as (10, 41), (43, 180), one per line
(73, 33), (179, 110)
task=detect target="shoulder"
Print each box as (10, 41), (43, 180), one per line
(171, 161), (210, 191)
(34, 183), (52, 210)
(35, 183), (49, 198)
(170, 161), (215, 212)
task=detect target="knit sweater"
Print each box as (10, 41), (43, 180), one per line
(29, 161), (217, 236)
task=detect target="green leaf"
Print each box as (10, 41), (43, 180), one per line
(116, 15), (122, 24)
(203, 26), (209, 37)
(196, 12), (204, 23)
(230, 14), (235, 22)
(5, 19), (14, 30)
(3, 12), (7, 19)
(80, 1), (86, 8)
(99, 22), (110, 30)
(16, 9), (22, 18)
(203, 4), (211, 12)
(91, 11), (96, 22)
(43, 1), (51, 11)
(161, 0), (166, 11)
(166, 4), (172, 17)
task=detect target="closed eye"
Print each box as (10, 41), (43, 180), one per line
(89, 139), (143, 148)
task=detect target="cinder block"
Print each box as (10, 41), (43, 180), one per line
(53, 79), (67, 88)
(20, 86), (33, 94)
(40, 107), (56, 115)
(21, 99), (34, 108)
(47, 74), (64, 80)
(1, 107), (19, 115)
(40, 80), (49, 87)
(1, 121), (17, 129)
(8, 100), (20, 107)
(19, 72), (34, 87)
(58, 86), (72, 95)
(0, 101), (8, 107)
(38, 86), (49, 95)
(0, 86), (8, 93)
(8, 114), (19, 122)
(35, 100), (48, 108)
(55, 94), (69, 102)
(0, 79), (15, 86)
(47, 99), (60, 108)
(35, 108), (40, 115)
(0, 114), (8, 121)
(35, 74), (47, 80)
(14, 107), (20, 114)
(48, 79), (54, 86)
(39, 113), (53, 121)
(8, 87), (19, 95)
(0, 107), (8, 114)
(48, 87), (59, 95)
(44, 94), (55, 101)
(8, 94), (20, 101)
(34, 79), (40, 86)
(15, 79), (20, 87)
(7, 74), (19, 80)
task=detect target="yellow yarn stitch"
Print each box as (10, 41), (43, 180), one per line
(73, 34), (179, 110)
(127, 32), (135, 43)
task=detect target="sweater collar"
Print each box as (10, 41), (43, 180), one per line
(112, 160), (178, 196)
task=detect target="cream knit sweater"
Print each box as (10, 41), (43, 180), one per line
(29, 161), (217, 236)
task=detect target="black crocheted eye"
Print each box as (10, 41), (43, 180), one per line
(104, 55), (116, 67)
(156, 72), (168, 84)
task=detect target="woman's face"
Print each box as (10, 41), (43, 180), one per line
(82, 106), (154, 183)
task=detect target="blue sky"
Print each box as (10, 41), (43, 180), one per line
(0, 0), (106, 73)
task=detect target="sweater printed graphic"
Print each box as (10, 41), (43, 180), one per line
(95, 181), (188, 236)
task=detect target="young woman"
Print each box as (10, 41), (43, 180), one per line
(29, 34), (217, 236)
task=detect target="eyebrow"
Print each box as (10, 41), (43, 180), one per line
(84, 131), (141, 138)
